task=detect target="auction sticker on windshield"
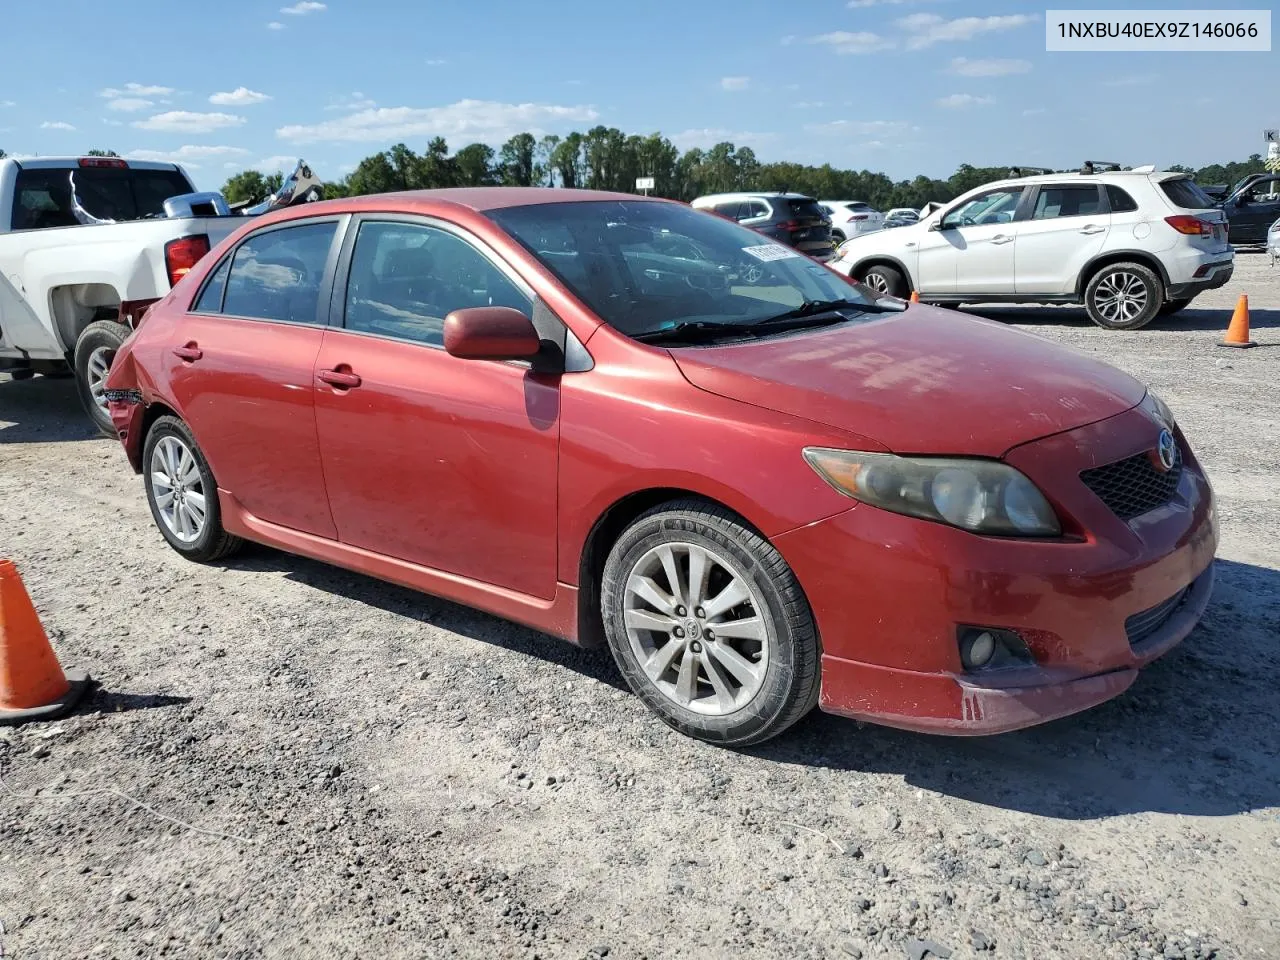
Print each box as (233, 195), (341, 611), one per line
(743, 244), (802, 262)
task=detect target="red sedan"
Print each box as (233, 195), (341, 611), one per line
(105, 188), (1217, 745)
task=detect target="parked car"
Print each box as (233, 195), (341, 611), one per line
(0, 156), (323, 433)
(1215, 172), (1280, 245)
(832, 166), (1233, 329)
(819, 200), (883, 243)
(1268, 215), (1280, 266)
(690, 192), (835, 261)
(106, 187), (1217, 746)
(883, 208), (920, 228)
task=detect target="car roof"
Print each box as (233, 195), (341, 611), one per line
(335, 186), (657, 213)
(692, 192), (814, 203)
(979, 168), (1187, 190)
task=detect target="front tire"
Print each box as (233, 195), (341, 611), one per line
(860, 264), (908, 299)
(1084, 263), (1162, 330)
(600, 500), (820, 747)
(143, 416), (243, 562)
(73, 319), (131, 437)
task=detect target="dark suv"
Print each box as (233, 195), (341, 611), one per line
(691, 192), (835, 260)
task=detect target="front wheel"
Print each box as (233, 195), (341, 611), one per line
(1084, 263), (1162, 330)
(73, 319), (131, 437)
(860, 264), (908, 298)
(143, 416), (244, 563)
(600, 500), (820, 746)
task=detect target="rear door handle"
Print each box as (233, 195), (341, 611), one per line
(317, 368), (362, 389)
(1079, 225), (1106, 235)
(990, 234), (1014, 245)
(172, 343), (202, 362)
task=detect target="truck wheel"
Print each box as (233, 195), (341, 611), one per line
(73, 319), (131, 437)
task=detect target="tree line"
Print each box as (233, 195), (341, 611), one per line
(2, 131), (1271, 212)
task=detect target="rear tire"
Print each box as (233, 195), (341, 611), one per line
(1084, 262), (1162, 330)
(1157, 297), (1194, 317)
(600, 500), (821, 747)
(143, 416), (244, 563)
(860, 264), (908, 299)
(73, 319), (131, 437)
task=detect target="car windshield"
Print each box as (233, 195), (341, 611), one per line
(487, 200), (875, 339)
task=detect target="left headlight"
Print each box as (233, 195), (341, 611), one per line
(803, 448), (1061, 537)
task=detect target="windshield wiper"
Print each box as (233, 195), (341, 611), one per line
(750, 298), (904, 327)
(632, 321), (753, 344)
(632, 298), (906, 345)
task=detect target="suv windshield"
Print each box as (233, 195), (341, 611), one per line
(10, 166), (193, 230)
(488, 200), (874, 340)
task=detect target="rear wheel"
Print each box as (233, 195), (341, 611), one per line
(1084, 262), (1162, 330)
(600, 500), (820, 747)
(143, 416), (243, 562)
(860, 264), (908, 298)
(73, 319), (131, 437)
(1158, 297), (1194, 317)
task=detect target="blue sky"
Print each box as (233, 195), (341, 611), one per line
(0, 0), (1271, 189)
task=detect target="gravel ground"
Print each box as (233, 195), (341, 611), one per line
(1, 253), (1278, 960)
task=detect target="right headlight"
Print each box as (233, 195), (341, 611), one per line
(803, 448), (1062, 537)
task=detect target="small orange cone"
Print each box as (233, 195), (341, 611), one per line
(1220, 294), (1256, 349)
(909, 291), (920, 303)
(0, 559), (91, 725)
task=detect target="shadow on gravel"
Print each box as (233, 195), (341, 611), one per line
(962, 305), (1280, 334)
(228, 547), (627, 691)
(0, 375), (99, 444)
(76, 689), (193, 716)
(754, 556), (1280, 820)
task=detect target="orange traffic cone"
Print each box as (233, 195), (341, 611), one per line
(0, 559), (91, 725)
(909, 291), (920, 303)
(1220, 294), (1256, 349)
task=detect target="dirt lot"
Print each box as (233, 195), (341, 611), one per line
(1, 254), (1278, 960)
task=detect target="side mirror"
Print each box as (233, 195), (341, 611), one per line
(443, 307), (542, 361)
(929, 219), (948, 231)
(1234, 195), (1247, 206)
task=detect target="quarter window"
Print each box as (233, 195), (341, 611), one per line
(221, 221), (338, 324)
(193, 255), (231, 313)
(1032, 186), (1103, 220)
(343, 221), (531, 348)
(1106, 185), (1139, 213)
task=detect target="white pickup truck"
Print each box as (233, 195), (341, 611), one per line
(0, 155), (320, 434)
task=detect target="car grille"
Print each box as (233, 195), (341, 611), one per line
(1125, 586), (1191, 650)
(1080, 446), (1182, 521)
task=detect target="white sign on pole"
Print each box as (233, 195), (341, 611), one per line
(635, 177), (656, 191)
(1266, 129), (1279, 143)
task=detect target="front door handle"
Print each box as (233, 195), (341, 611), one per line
(317, 368), (362, 389)
(172, 343), (202, 362)
(1079, 225), (1106, 235)
(990, 234), (1014, 245)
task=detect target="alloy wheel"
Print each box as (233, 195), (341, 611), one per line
(1093, 271), (1149, 326)
(863, 272), (890, 294)
(150, 436), (207, 544)
(622, 541), (769, 716)
(85, 346), (114, 412)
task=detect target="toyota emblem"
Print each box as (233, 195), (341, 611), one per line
(1156, 429), (1177, 472)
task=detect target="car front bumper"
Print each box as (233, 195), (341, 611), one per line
(773, 409), (1218, 735)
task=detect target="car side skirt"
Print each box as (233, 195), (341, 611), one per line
(218, 490), (583, 645)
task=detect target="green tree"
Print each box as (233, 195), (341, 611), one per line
(499, 133), (537, 187)
(453, 143), (496, 185)
(221, 170), (273, 205)
(551, 133), (584, 189)
(346, 152), (401, 195)
(535, 135), (560, 186)
(419, 136), (455, 189)
(86, 149), (120, 157)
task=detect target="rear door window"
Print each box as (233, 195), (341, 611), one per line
(1031, 185), (1104, 219)
(222, 221), (338, 324)
(1161, 178), (1217, 210)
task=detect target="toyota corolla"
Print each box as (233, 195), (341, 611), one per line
(104, 188), (1217, 745)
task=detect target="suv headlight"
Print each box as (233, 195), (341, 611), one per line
(803, 448), (1061, 537)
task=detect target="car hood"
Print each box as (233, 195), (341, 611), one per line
(670, 305), (1146, 456)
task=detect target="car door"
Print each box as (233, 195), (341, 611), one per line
(1229, 175), (1280, 243)
(915, 186), (1026, 295)
(1014, 184), (1110, 294)
(312, 216), (560, 600)
(161, 217), (343, 539)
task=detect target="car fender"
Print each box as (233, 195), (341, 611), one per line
(1077, 249), (1172, 297)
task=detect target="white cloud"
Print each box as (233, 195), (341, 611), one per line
(1022, 107), (1047, 116)
(948, 57), (1031, 77)
(277, 99), (600, 144)
(0, 100), (14, 108)
(267, 21), (285, 29)
(808, 30), (894, 54)
(1101, 74), (1159, 87)
(425, 58), (447, 66)
(132, 111), (246, 133)
(102, 118), (123, 126)
(793, 101), (825, 109)
(936, 93), (993, 109)
(669, 128), (776, 150)
(324, 92), (377, 112)
(100, 82), (174, 98)
(41, 121), (76, 131)
(210, 87), (271, 106)
(899, 13), (1038, 49)
(254, 154), (299, 173)
(126, 145), (250, 165)
(720, 76), (749, 92)
(281, 1), (325, 13)
(805, 119), (911, 137)
(106, 97), (154, 112)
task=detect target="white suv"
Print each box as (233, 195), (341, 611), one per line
(831, 166), (1235, 330)
(819, 200), (884, 242)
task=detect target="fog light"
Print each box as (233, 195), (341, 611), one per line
(961, 631), (997, 669)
